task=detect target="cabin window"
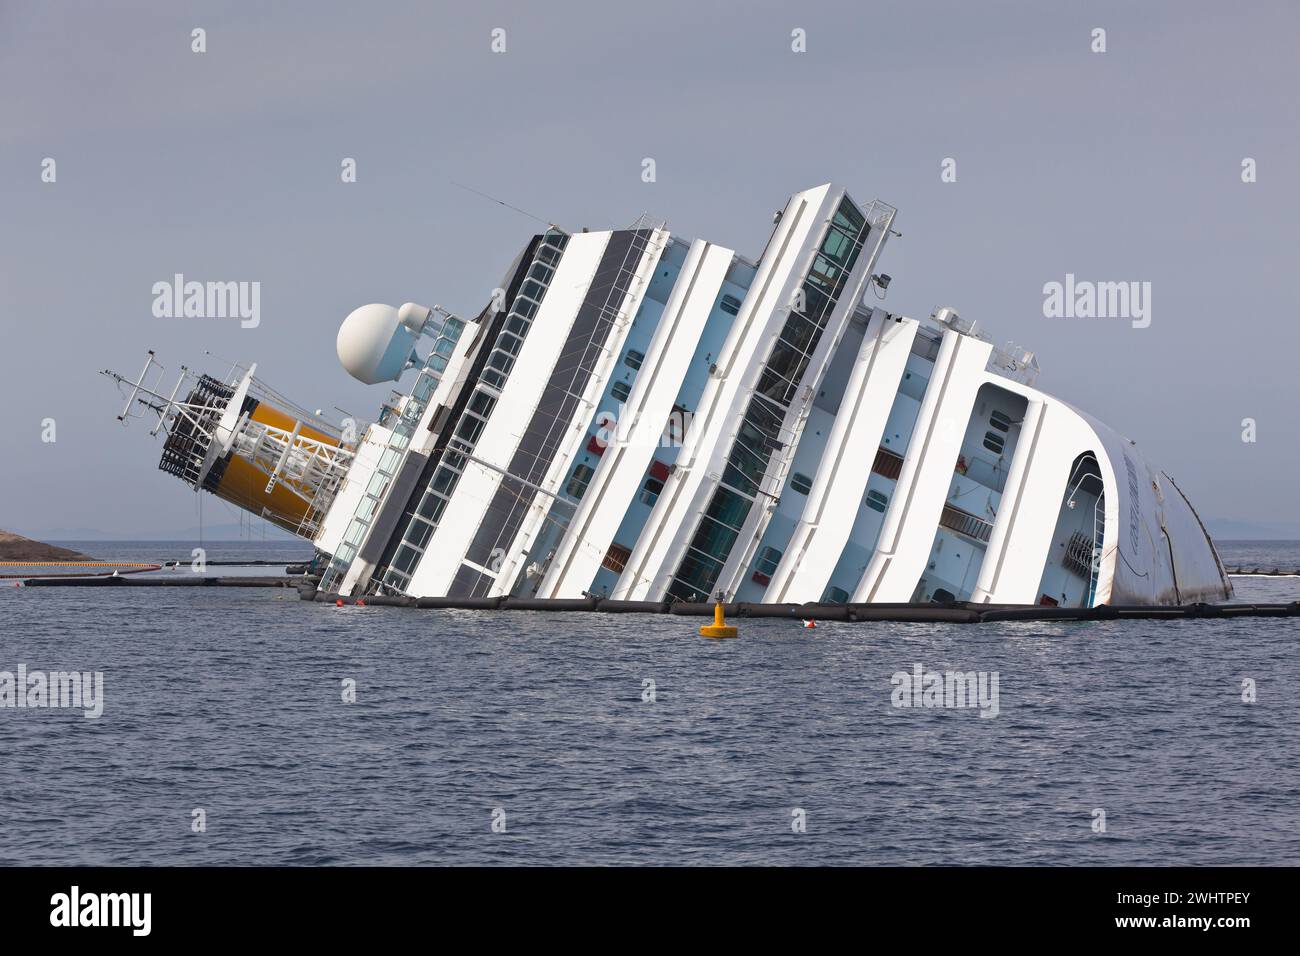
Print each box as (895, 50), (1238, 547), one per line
(990, 409), (1012, 432)
(865, 489), (889, 513)
(931, 587), (957, 604)
(624, 349), (644, 370)
(640, 477), (664, 506)
(719, 294), (742, 316)
(456, 415), (486, 446)
(611, 380), (631, 403)
(756, 546), (783, 576)
(789, 472), (813, 495)
(822, 585), (850, 604)
(750, 545), (783, 586)
(566, 463), (595, 499)
(983, 431), (1005, 455)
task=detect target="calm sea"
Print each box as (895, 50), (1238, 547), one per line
(1, 540), (1297, 866)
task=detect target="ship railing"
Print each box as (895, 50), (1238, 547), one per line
(938, 503), (994, 544)
(521, 226), (664, 459)
(625, 211), (667, 231)
(986, 342), (1041, 387)
(872, 445), (905, 481)
(374, 230), (571, 595)
(859, 199), (898, 234)
(1086, 492), (1105, 605)
(471, 225), (668, 582)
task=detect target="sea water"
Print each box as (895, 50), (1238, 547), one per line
(0, 541), (1296, 865)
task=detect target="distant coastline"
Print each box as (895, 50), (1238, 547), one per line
(5, 521), (300, 543)
(0, 530), (94, 562)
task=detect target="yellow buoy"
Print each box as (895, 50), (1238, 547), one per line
(699, 601), (738, 639)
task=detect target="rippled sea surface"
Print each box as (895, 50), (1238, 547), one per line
(1, 540), (1297, 866)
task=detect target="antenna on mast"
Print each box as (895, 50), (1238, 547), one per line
(100, 351), (355, 539)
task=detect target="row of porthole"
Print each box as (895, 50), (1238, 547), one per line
(787, 472), (889, 514)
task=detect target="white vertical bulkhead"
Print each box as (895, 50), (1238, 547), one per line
(766, 313), (918, 603)
(404, 231), (611, 597)
(712, 210), (892, 602)
(613, 184), (838, 600)
(536, 238), (733, 599)
(851, 329), (993, 602)
(488, 228), (670, 596)
(969, 398), (1046, 603)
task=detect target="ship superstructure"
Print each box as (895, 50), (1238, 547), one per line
(104, 183), (1232, 607)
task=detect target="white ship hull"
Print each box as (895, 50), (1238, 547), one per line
(109, 184), (1232, 609)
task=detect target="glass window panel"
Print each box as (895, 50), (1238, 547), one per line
(393, 546), (420, 575)
(703, 488), (751, 531)
(801, 285), (832, 324)
(757, 546), (783, 576)
(406, 519), (434, 551)
(456, 416), (485, 445)
(566, 464), (595, 499)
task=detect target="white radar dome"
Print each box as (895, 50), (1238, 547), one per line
(336, 303), (418, 385)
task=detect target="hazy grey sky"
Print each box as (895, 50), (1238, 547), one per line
(2, 0), (1297, 538)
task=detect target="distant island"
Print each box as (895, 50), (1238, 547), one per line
(0, 530), (94, 562)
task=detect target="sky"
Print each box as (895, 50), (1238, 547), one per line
(1, 0), (1297, 539)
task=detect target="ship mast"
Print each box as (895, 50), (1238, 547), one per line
(101, 352), (355, 537)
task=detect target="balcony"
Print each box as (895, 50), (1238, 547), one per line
(872, 446), (904, 480)
(938, 503), (993, 544)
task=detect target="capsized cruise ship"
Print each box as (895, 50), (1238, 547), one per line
(103, 183), (1232, 607)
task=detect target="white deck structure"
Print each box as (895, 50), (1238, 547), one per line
(110, 184), (1232, 608)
